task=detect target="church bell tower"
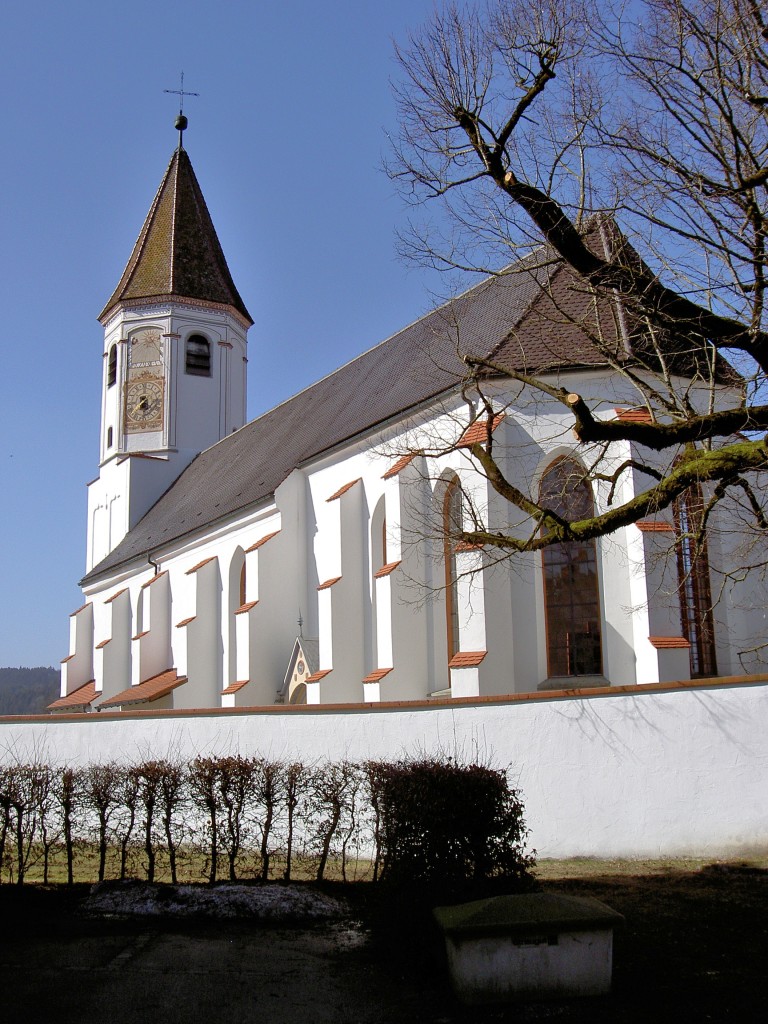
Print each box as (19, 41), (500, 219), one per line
(86, 117), (252, 573)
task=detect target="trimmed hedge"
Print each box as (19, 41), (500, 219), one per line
(0, 755), (534, 887)
(370, 757), (534, 888)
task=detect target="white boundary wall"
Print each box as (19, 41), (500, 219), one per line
(2, 678), (767, 859)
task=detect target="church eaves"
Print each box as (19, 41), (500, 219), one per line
(80, 243), (596, 585)
(82, 220), (732, 586)
(99, 147), (252, 325)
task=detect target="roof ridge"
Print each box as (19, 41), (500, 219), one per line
(484, 258), (562, 364)
(81, 226), (649, 585)
(237, 244), (557, 426)
(99, 150), (177, 321)
(169, 145), (179, 295)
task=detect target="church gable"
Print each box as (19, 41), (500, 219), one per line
(277, 637), (320, 705)
(83, 231), (633, 586)
(57, 129), (766, 716)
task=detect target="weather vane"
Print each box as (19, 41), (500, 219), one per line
(164, 71), (199, 144)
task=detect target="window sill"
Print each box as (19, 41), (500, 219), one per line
(538, 675), (610, 691)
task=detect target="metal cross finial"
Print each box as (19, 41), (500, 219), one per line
(164, 71), (199, 115)
(164, 72), (199, 145)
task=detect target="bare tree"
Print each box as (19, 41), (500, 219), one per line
(117, 766), (141, 880)
(2, 765), (35, 884)
(157, 760), (187, 884)
(254, 758), (283, 883)
(282, 761), (309, 881)
(188, 756), (223, 884)
(134, 761), (165, 882)
(309, 761), (359, 882)
(33, 763), (57, 884)
(83, 763), (122, 882)
(390, 0), (768, 575)
(217, 755), (259, 882)
(54, 767), (81, 886)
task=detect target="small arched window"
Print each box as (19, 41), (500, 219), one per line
(443, 478), (463, 663)
(185, 334), (211, 376)
(673, 482), (717, 677)
(540, 457), (602, 677)
(106, 427), (113, 449)
(239, 562), (247, 607)
(107, 345), (117, 387)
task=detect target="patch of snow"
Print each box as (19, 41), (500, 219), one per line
(84, 881), (350, 921)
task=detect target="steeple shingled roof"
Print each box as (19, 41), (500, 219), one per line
(99, 147), (252, 325)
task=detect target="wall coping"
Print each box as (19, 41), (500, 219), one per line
(3, 673), (767, 725)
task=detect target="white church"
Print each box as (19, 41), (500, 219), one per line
(51, 129), (764, 715)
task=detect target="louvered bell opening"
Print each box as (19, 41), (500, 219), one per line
(185, 334), (211, 376)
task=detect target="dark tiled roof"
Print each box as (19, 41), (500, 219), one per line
(99, 147), (252, 325)
(297, 637), (320, 677)
(83, 250), (565, 583)
(82, 227), (729, 585)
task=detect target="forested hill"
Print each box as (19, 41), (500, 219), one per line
(0, 667), (60, 715)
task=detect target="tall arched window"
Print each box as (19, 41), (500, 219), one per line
(443, 478), (462, 663)
(673, 482), (717, 677)
(185, 334), (211, 376)
(540, 457), (602, 677)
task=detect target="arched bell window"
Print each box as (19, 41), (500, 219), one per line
(540, 457), (602, 677)
(107, 345), (117, 387)
(185, 334), (211, 376)
(443, 478), (463, 664)
(673, 482), (717, 677)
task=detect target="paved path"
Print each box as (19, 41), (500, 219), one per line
(1, 915), (439, 1024)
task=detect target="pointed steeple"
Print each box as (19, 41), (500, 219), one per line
(99, 146), (252, 325)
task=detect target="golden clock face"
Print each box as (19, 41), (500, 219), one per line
(124, 377), (164, 432)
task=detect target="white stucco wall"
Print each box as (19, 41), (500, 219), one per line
(73, 369), (768, 709)
(4, 678), (766, 859)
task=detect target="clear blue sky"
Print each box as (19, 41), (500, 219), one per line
(0, 0), (446, 667)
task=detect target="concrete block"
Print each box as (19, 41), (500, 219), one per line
(434, 892), (624, 1004)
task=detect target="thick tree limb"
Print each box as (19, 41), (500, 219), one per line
(462, 437), (768, 552)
